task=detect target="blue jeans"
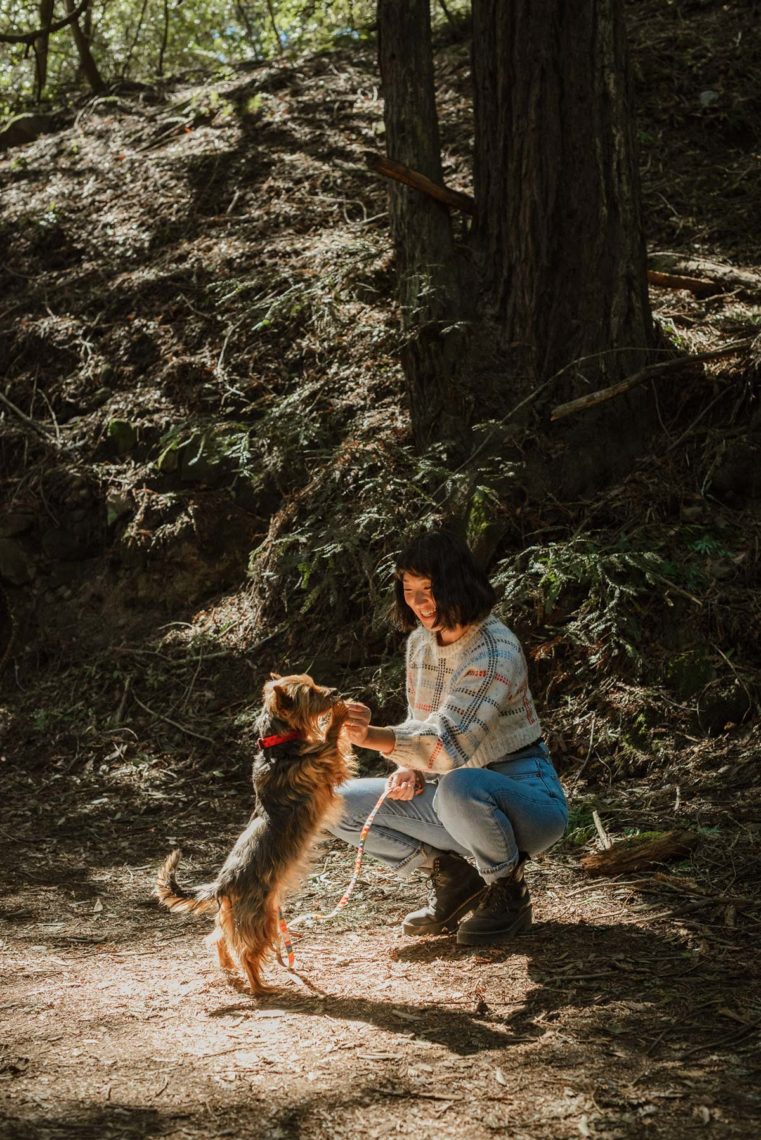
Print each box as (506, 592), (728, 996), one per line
(329, 743), (569, 883)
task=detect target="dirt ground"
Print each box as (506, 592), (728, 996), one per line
(1, 755), (760, 1140)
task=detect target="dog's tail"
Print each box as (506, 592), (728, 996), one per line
(154, 850), (219, 916)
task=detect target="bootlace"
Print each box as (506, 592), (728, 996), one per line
(480, 875), (529, 915)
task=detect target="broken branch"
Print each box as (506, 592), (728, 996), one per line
(581, 831), (700, 877)
(364, 151), (475, 215)
(550, 338), (753, 422)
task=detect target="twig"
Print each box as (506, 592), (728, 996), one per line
(592, 810), (613, 850)
(550, 338), (753, 422)
(0, 390), (55, 440)
(131, 693), (215, 744)
(113, 676), (131, 726)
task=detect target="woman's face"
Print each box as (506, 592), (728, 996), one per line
(401, 572), (438, 630)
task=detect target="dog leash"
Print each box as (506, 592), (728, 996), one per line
(278, 786), (391, 971)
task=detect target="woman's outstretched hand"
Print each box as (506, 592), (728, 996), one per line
(344, 700), (372, 746)
(385, 767), (422, 800)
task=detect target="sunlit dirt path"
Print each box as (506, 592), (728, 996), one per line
(2, 834), (759, 1139)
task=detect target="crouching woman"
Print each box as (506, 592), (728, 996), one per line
(330, 530), (568, 945)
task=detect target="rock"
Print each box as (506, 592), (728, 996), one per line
(0, 113), (54, 150)
(0, 538), (33, 585)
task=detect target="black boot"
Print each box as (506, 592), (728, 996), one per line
(456, 855), (532, 946)
(402, 851), (486, 936)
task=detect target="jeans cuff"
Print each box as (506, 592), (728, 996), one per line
(395, 844), (431, 877)
(477, 855), (520, 883)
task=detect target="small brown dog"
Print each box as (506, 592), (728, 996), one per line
(155, 673), (356, 992)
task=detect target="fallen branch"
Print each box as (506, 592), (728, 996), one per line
(131, 693), (215, 744)
(581, 830), (700, 877)
(647, 269), (717, 297)
(550, 338), (753, 422)
(0, 389), (55, 440)
(364, 151), (475, 215)
(649, 253), (761, 296)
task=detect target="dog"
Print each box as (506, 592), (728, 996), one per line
(154, 673), (356, 992)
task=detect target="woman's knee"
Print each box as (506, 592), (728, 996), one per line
(433, 767), (483, 822)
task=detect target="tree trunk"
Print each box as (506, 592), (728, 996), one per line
(64, 0), (105, 92)
(470, 0), (656, 493)
(378, 0), (469, 449)
(34, 0), (55, 100)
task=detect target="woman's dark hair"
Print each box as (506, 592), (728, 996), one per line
(392, 531), (497, 632)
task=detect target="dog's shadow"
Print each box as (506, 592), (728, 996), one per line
(203, 915), (721, 1061)
(209, 985), (518, 1055)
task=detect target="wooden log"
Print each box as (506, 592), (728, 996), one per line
(649, 253), (761, 295)
(580, 830), (700, 876)
(364, 150), (475, 215)
(549, 338), (753, 422)
(647, 269), (718, 297)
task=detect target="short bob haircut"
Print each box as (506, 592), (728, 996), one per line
(393, 530), (497, 632)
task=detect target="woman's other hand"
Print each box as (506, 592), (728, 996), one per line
(386, 767), (422, 800)
(344, 700), (372, 746)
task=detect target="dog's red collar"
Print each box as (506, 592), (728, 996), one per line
(258, 731), (302, 750)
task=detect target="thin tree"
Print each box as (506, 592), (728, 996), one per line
(157, 0), (170, 77)
(64, 0), (104, 92)
(34, 0), (55, 99)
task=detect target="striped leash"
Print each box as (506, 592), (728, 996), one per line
(278, 786), (391, 972)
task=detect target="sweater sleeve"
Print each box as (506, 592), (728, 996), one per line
(389, 644), (520, 773)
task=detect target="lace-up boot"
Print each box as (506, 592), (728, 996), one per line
(456, 855), (532, 945)
(402, 851), (485, 936)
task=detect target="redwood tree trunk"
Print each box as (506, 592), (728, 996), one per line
(470, 0), (656, 492)
(378, 0), (469, 449)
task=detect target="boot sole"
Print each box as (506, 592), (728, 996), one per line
(455, 908), (533, 946)
(401, 887), (486, 936)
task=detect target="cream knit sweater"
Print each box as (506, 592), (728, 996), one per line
(388, 613), (541, 773)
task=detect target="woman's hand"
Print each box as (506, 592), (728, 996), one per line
(385, 767), (423, 801)
(344, 700), (372, 747)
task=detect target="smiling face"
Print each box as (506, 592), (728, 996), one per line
(401, 572), (438, 630)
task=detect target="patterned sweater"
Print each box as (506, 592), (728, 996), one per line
(388, 614), (541, 773)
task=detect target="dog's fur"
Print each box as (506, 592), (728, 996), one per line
(154, 673), (356, 992)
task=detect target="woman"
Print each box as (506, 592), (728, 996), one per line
(330, 530), (568, 946)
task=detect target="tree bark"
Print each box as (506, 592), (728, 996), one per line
(378, 0), (469, 449)
(34, 0), (55, 99)
(470, 0), (656, 491)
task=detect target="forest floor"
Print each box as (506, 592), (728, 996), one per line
(1, 758), (760, 1140)
(2, 2), (761, 1137)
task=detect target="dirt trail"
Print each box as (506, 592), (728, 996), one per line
(2, 781), (759, 1140)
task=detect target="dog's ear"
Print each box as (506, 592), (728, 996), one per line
(269, 672), (282, 681)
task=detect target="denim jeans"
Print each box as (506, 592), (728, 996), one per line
(328, 742), (569, 883)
